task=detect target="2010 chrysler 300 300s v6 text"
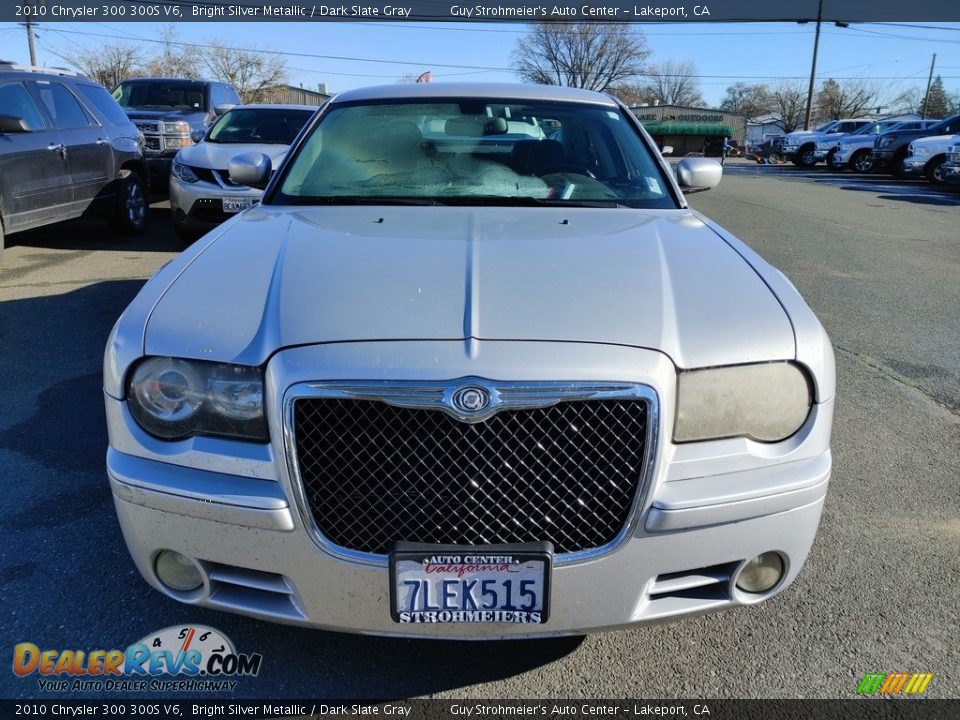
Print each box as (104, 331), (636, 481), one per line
(104, 83), (834, 638)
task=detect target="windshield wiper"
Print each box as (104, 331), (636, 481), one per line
(444, 196), (630, 209)
(284, 195), (448, 206)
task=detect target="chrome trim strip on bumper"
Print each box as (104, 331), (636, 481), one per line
(282, 379), (660, 568)
(646, 451), (830, 532)
(107, 448), (294, 531)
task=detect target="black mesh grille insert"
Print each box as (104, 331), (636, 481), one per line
(293, 397), (648, 556)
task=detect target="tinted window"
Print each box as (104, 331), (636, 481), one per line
(277, 99), (676, 209)
(76, 83), (130, 125)
(112, 80), (206, 110)
(33, 81), (92, 129)
(208, 108), (314, 144)
(0, 81), (46, 130)
(222, 85), (241, 106)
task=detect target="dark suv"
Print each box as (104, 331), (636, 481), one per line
(0, 62), (148, 262)
(111, 78), (241, 189)
(872, 114), (960, 177)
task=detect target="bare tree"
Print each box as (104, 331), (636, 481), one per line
(720, 82), (773, 122)
(201, 41), (288, 103)
(640, 60), (704, 107)
(57, 41), (143, 89)
(772, 81), (807, 133)
(512, 22), (649, 92)
(144, 26), (203, 79)
(815, 78), (881, 120)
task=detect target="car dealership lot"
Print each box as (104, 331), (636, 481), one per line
(1, 170), (957, 698)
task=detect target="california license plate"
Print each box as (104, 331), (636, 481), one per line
(389, 542), (552, 624)
(222, 198), (253, 213)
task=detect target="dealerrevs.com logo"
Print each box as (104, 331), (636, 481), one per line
(13, 625), (262, 692)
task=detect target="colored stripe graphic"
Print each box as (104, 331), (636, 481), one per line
(857, 672), (932, 695)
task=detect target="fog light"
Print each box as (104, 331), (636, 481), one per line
(736, 552), (785, 594)
(155, 550), (203, 592)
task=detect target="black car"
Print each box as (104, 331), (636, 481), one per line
(0, 61), (148, 262)
(111, 78), (241, 190)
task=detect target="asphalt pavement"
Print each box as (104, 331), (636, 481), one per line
(1, 168), (957, 700)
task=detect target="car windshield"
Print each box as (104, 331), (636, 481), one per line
(112, 81), (206, 110)
(274, 98), (676, 209)
(207, 108), (314, 144)
(814, 121), (836, 133)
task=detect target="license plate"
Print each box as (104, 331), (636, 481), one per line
(389, 542), (552, 624)
(222, 198), (253, 213)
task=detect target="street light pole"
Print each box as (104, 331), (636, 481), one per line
(803, 0), (823, 131)
(920, 53), (937, 120)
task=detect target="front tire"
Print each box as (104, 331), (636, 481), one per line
(795, 145), (817, 168)
(113, 170), (147, 235)
(925, 155), (946, 184)
(851, 149), (874, 174)
(890, 149), (909, 178)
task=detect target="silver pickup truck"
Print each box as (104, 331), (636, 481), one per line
(942, 142), (960, 185)
(780, 119), (872, 167)
(831, 120), (937, 173)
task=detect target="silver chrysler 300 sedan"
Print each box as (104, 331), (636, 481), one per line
(104, 83), (834, 638)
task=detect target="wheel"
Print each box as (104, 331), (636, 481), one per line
(113, 169), (147, 235)
(925, 156), (946, 184)
(796, 145), (817, 168)
(174, 222), (202, 246)
(768, 152), (785, 165)
(890, 149), (909, 178)
(850, 149), (874, 174)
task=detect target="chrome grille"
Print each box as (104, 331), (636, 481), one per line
(292, 394), (649, 558)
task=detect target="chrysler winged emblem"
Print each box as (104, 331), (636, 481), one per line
(451, 386), (491, 413)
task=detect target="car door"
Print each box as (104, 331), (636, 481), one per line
(0, 79), (72, 233)
(30, 79), (113, 212)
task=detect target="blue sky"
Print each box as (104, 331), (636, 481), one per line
(2, 20), (959, 107)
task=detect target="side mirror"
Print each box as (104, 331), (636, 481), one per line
(0, 115), (30, 134)
(214, 103), (236, 117)
(676, 157), (722, 193)
(228, 152), (272, 189)
(660, 145), (674, 156)
(190, 128), (206, 144)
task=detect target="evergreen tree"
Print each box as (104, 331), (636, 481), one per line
(921, 76), (950, 119)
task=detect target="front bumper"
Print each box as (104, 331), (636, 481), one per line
(871, 149), (894, 167)
(145, 155), (175, 189)
(169, 175), (263, 233)
(900, 158), (927, 177)
(105, 341), (833, 638)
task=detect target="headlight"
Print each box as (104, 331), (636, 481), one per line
(128, 357), (267, 441)
(164, 137), (194, 150)
(674, 362), (812, 443)
(162, 121), (190, 135)
(878, 135), (897, 148)
(171, 161), (199, 183)
(913, 146), (930, 157)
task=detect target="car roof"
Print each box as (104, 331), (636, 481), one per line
(331, 83), (619, 107)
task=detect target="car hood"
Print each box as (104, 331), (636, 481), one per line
(144, 206), (795, 369)
(176, 142), (290, 170)
(912, 134), (958, 149)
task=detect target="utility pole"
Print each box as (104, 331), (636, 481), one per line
(24, 17), (38, 65)
(803, 0), (823, 131)
(920, 53), (937, 120)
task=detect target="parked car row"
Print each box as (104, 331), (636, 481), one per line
(768, 113), (960, 186)
(0, 63), (320, 261)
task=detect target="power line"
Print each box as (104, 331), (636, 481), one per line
(40, 26), (960, 81)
